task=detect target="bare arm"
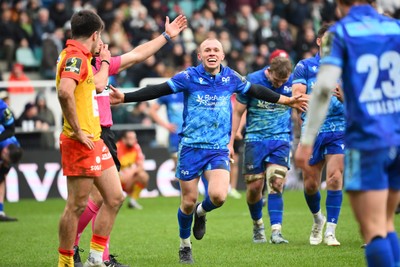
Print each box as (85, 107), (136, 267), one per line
(292, 83), (307, 128)
(94, 44), (111, 93)
(58, 78), (94, 149)
(118, 15), (187, 72)
(229, 100), (247, 157)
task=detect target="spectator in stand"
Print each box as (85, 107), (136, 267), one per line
(32, 7), (56, 47)
(0, 8), (19, 71)
(124, 101), (153, 126)
(40, 28), (64, 79)
(35, 92), (55, 127)
(49, 0), (71, 28)
(16, 102), (50, 131)
(7, 63), (34, 94)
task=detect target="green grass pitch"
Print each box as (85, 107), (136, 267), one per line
(2, 190), (396, 266)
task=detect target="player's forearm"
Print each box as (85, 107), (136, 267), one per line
(124, 82), (173, 103)
(119, 35), (168, 71)
(301, 65), (342, 145)
(58, 90), (81, 134)
(247, 84), (280, 103)
(94, 61), (110, 93)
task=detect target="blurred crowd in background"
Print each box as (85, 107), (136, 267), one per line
(1, 0), (400, 130)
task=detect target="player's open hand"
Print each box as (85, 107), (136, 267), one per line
(333, 85), (344, 103)
(72, 130), (94, 150)
(289, 94), (309, 112)
(165, 14), (187, 38)
(108, 85), (125, 105)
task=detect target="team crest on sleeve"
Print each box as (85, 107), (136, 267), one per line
(321, 31), (334, 57)
(3, 108), (12, 121)
(65, 57), (82, 74)
(233, 71), (247, 83)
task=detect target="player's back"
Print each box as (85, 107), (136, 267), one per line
(324, 5), (400, 149)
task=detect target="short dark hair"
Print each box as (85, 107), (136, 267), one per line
(317, 24), (331, 39)
(8, 144), (23, 164)
(71, 10), (104, 39)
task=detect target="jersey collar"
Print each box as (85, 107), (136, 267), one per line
(66, 39), (92, 57)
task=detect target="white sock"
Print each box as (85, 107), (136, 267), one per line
(0, 211), (5, 216)
(325, 222), (337, 236)
(254, 218), (264, 226)
(180, 237), (191, 248)
(271, 224), (282, 232)
(196, 203), (207, 217)
(88, 249), (103, 264)
(312, 210), (324, 223)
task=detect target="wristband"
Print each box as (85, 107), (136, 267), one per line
(101, 59), (110, 66)
(162, 32), (171, 42)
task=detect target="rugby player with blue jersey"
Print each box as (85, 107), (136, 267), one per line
(109, 38), (307, 264)
(0, 99), (23, 222)
(231, 53), (292, 245)
(293, 24), (345, 246)
(295, 1), (400, 266)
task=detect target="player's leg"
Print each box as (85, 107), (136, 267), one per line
(324, 153), (344, 246)
(175, 145), (201, 264)
(245, 174), (266, 243)
(345, 148), (397, 266)
(243, 141), (267, 243)
(266, 163), (289, 244)
(194, 168), (230, 240)
(387, 189), (400, 266)
(301, 135), (327, 245)
(178, 177), (199, 264)
(0, 177), (17, 222)
(349, 190), (394, 266)
(228, 140), (242, 199)
(87, 164), (125, 266)
(74, 186), (103, 266)
(58, 134), (99, 267)
(58, 176), (94, 267)
(387, 150), (400, 266)
(128, 168), (149, 210)
(302, 160), (326, 245)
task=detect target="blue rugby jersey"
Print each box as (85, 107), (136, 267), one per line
(0, 125), (19, 150)
(167, 64), (251, 149)
(0, 100), (14, 127)
(237, 67), (292, 142)
(321, 5), (400, 149)
(157, 92), (184, 134)
(293, 53), (345, 133)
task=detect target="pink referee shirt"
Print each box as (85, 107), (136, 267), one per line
(92, 56), (121, 127)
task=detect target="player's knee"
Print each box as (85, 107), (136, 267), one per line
(182, 201), (197, 214)
(246, 178), (264, 197)
(303, 175), (320, 193)
(266, 166), (287, 194)
(210, 194), (225, 207)
(326, 174), (343, 190)
(105, 192), (125, 210)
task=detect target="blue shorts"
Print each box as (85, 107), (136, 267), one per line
(176, 145), (230, 181)
(169, 133), (180, 154)
(243, 140), (291, 174)
(309, 131), (345, 166)
(344, 146), (400, 191)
